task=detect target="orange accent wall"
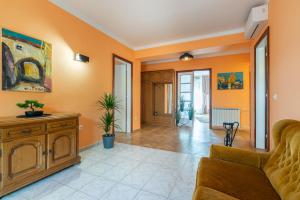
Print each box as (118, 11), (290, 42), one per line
(135, 33), (249, 61)
(250, 0), (300, 149)
(142, 54), (250, 130)
(0, 0), (141, 149)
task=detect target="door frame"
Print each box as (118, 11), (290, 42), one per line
(254, 27), (270, 150)
(176, 68), (212, 129)
(112, 54), (133, 133)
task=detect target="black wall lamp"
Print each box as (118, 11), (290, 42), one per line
(180, 53), (194, 61)
(75, 53), (89, 63)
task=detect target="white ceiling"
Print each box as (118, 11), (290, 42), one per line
(50, 0), (267, 50)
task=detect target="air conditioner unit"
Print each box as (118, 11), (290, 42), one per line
(245, 4), (268, 39)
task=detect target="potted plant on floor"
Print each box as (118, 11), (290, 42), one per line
(179, 96), (185, 112)
(98, 93), (120, 149)
(176, 110), (181, 126)
(188, 103), (194, 120)
(16, 100), (45, 117)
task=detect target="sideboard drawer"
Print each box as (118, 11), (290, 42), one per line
(3, 124), (46, 140)
(47, 119), (76, 132)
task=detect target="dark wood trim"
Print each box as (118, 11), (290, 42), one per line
(112, 54), (134, 133)
(254, 27), (270, 151)
(175, 68), (212, 129)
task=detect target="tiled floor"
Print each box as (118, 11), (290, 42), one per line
(3, 143), (201, 200)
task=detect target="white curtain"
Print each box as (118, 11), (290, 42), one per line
(201, 75), (209, 114)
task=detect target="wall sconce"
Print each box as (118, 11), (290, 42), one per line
(74, 53), (89, 63)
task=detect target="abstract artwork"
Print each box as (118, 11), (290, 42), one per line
(217, 72), (243, 90)
(2, 28), (52, 92)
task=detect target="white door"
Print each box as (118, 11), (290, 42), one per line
(114, 57), (132, 133)
(255, 35), (268, 149)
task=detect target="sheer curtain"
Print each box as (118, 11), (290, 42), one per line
(201, 75), (209, 114)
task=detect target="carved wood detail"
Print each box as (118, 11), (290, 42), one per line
(0, 113), (80, 197)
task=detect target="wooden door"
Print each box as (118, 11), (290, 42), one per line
(2, 135), (46, 186)
(141, 70), (175, 127)
(152, 83), (174, 126)
(47, 129), (76, 169)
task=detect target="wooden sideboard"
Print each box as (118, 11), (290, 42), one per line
(0, 113), (81, 197)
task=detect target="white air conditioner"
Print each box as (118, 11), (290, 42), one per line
(245, 4), (268, 39)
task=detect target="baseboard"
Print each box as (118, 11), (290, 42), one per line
(79, 141), (101, 152)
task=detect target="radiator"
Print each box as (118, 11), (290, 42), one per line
(212, 108), (240, 128)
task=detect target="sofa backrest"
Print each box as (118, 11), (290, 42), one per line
(264, 121), (300, 200)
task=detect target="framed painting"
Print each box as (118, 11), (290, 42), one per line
(2, 28), (52, 92)
(217, 72), (243, 90)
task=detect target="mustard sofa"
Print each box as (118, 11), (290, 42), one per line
(193, 120), (300, 200)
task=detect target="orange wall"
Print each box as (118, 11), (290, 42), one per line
(135, 33), (249, 61)
(250, 0), (300, 149)
(0, 0), (141, 149)
(142, 54), (250, 130)
(269, 0), (300, 137)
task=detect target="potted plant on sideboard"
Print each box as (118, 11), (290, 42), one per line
(98, 93), (120, 149)
(16, 100), (44, 117)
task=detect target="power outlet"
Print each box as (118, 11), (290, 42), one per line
(79, 125), (84, 130)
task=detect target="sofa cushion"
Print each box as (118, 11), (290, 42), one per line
(193, 186), (239, 200)
(196, 157), (280, 200)
(264, 123), (300, 200)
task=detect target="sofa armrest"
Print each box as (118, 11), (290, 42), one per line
(210, 145), (271, 169)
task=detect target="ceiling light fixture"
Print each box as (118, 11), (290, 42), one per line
(180, 53), (194, 61)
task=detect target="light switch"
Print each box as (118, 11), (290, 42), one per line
(272, 94), (278, 101)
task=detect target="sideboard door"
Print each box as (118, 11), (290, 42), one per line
(47, 129), (76, 169)
(2, 135), (46, 186)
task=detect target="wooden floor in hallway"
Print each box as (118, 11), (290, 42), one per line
(116, 119), (252, 156)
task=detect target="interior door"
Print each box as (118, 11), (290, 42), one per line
(114, 64), (127, 132)
(153, 83), (173, 126)
(255, 30), (269, 150)
(178, 72), (194, 121)
(113, 55), (132, 133)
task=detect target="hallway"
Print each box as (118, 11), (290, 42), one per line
(116, 119), (251, 156)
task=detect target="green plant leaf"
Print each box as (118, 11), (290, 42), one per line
(16, 100), (45, 111)
(97, 93), (121, 135)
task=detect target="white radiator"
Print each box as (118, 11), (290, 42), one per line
(212, 108), (240, 128)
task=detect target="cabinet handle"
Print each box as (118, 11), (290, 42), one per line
(21, 129), (32, 134)
(49, 149), (53, 154)
(42, 151), (47, 155)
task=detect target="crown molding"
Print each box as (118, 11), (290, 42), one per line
(143, 49), (249, 65)
(50, 0), (245, 51)
(133, 28), (245, 50)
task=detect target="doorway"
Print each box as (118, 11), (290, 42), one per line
(177, 69), (212, 128)
(254, 28), (269, 150)
(113, 54), (132, 133)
